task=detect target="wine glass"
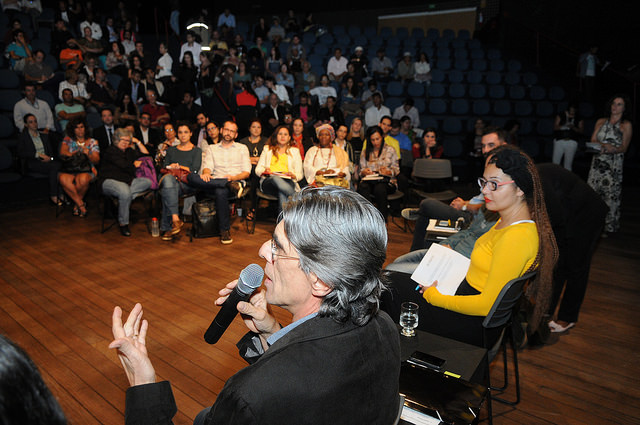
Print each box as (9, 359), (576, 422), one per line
(400, 302), (419, 337)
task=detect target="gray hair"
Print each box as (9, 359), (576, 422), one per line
(114, 127), (132, 142)
(281, 186), (388, 326)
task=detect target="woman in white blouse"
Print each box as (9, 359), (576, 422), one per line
(303, 124), (350, 188)
(255, 125), (303, 211)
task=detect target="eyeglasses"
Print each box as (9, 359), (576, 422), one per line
(222, 127), (237, 134)
(477, 177), (515, 192)
(270, 239), (299, 262)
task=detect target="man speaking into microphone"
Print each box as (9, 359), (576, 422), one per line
(110, 186), (401, 425)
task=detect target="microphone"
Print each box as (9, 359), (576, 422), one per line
(204, 263), (264, 344)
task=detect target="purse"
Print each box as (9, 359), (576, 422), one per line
(160, 167), (190, 184)
(60, 152), (92, 174)
(190, 199), (220, 239)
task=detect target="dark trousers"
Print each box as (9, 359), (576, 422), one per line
(381, 271), (500, 348)
(357, 180), (395, 219)
(26, 158), (61, 196)
(187, 174), (232, 231)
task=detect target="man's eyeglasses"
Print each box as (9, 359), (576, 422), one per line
(222, 127), (237, 134)
(270, 239), (299, 262)
(477, 177), (515, 192)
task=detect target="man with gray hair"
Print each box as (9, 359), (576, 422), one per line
(110, 186), (401, 424)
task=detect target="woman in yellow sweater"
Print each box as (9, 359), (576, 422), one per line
(385, 146), (557, 347)
(255, 125), (304, 211)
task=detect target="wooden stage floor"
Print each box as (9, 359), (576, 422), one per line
(1, 187), (639, 424)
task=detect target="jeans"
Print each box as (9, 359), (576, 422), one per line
(385, 249), (429, 274)
(261, 176), (296, 211)
(159, 175), (197, 231)
(411, 198), (473, 251)
(552, 139), (578, 171)
(101, 177), (152, 225)
(187, 174), (233, 231)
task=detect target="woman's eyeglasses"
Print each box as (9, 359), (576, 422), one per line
(477, 177), (515, 191)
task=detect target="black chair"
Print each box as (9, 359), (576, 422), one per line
(101, 189), (155, 234)
(482, 270), (537, 423)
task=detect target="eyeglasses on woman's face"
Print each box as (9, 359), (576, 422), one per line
(477, 177), (515, 192)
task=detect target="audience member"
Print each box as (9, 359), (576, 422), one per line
(17, 114), (62, 205)
(413, 127), (443, 159)
(99, 128), (152, 236)
(141, 68), (165, 103)
(364, 92), (390, 128)
(414, 52), (432, 84)
(155, 122), (179, 168)
(255, 125), (304, 212)
(79, 11), (102, 40)
(110, 186), (400, 425)
(392, 98), (420, 129)
(105, 41), (128, 77)
(265, 46), (283, 78)
(23, 50), (55, 86)
(252, 17), (269, 42)
(357, 125), (399, 219)
(142, 90), (170, 129)
(217, 8), (236, 30)
(334, 124), (355, 170)
(402, 127), (508, 251)
(239, 118), (268, 220)
(104, 16), (119, 43)
(260, 93), (286, 136)
(348, 46), (368, 82)
(59, 38), (83, 70)
(316, 96), (345, 128)
(552, 103), (584, 171)
(114, 93), (140, 126)
(294, 60), (317, 95)
(155, 42), (173, 82)
(587, 94), (633, 235)
(199, 121), (221, 149)
(55, 88), (86, 132)
(58, 68), (88, 105)
(275, 63), (295, 92)
(339, 76), (361, 119)
(327, 47), (348, 82)
(157, 122), (202, 240)
(14, 83), (56, 133)
(134, 112), (161, 154)
(58, 117), (99, 218)
(121, 30), (136, 55)
(360, 79), (381, 110)
(0, 334), (67, 425)
(371, 48), (394, 82)
(4, 29), (32, 71)
(50, 19), (74, 59)
(347, 117), (365, 153)
(577, 45), (600, 101)
(397, 52), (415, 83)
(188, 112), (209, 147)
(87, 68), (117, 109)
(180, 31), (202, 67)
(303, 124), (350, 188)
(187, 121), (250, 244)
(309, 74), (337, 108)
(266, 16), (285, 44)
(292, 92), (317, 125)
(92, 107), (117, 154)
(77, 26), (103, 57)
(290, 117), (313, 160)
(174, 51), (199, 96)
(252, 74), (270, 108)
(117, 69), (145, 108)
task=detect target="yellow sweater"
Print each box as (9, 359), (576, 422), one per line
(423, 220), (538, 316)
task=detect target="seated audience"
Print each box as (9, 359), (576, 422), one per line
(397, 52), (415, 82)
(413, 127), (443, 159)
(309, 74), (337, 109)
(99, 128), (152, 236)
(347, 117), (365, 153)
(142, 90), (170, 129)
(392, 98), (420, 129)
(327, 47), (348, 82)
(290, 117), (314, 160)
(14, 83), (56, 133)
(134, 112), (161, 154)
(303, 124), (350, 188)
(316, 96), (345, 128)
(357, 125), (399, 219)
(58, 69), (88, 104)
(17, 114), (62, 204)
(59, 39), (83, 70)
(292, 92), (317, 125)
(114, 93), (139, 126)
(371, 48), (394, 82)
(187, 121), (251, 245)
(295, 60), (317, 95)
(158, 123), (202, 240)
(552, 103), (584, 171)
(255, 125), (304, 212)
(105, 41), (129, 77)
(87, 68), (116, 109)
(55, 88), (86, 132)
(155, 122), (179, 168)
(334, 124), (355, 171)
(239, 118), (268, 221)
(23, 50), (55, 86)
(364, 92), (390, 128)
(4, 29), (32, 71)
(58, 117), (99, 218)
(414, 52), (432, 83)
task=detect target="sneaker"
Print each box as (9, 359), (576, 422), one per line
(401, 208), (420, 221)
(170, 219), (184, 235)
(221, 230), (233, 244)
(161, 231), (173, 241)
(229, 181), (243, 198)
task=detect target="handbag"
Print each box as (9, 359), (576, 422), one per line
(60, 152), (92, 174)
(160, 167), (190, 184)
(190, 199), (220, 239)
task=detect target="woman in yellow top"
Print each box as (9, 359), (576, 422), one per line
(255, 125), (304, 211)
(385, 146), (557, 347)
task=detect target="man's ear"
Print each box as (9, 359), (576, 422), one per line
(309, 272), (332, 297)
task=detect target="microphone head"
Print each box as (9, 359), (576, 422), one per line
(237, 263), (264, 295)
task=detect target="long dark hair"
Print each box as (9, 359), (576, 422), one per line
(604, 93), (632, 122)
(268, 124), (292, 158)
(0, 335), (67, 425)
(364, 125), (385, 161)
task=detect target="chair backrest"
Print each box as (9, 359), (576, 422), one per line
(412, 158), (452, 179)
(483, 271), (537, 329)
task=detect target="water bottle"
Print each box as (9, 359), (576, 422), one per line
(151, 217), (160, 237)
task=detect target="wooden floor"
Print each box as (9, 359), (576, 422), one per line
(1, 187), (639, 425)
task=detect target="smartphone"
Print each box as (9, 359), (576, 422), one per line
(407, 351), (446, 371)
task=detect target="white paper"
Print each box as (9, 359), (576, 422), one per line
(410, 244), (470, 295)
(400, 405), (442, 425)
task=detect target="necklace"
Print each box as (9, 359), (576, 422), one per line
(313, 146), (333, 170)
